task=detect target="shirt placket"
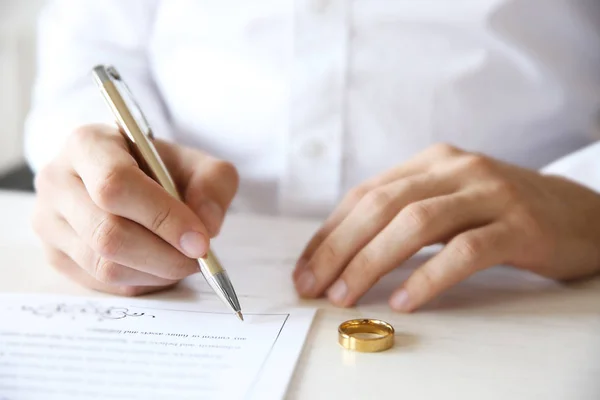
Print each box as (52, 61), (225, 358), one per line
(279, 0), (349, 217)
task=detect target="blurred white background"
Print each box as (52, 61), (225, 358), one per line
(0, 0), (44, 182)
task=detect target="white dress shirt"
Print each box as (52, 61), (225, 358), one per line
(23, 0), (600, 218)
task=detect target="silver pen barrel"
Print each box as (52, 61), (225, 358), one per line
(198, 252), (243, 321)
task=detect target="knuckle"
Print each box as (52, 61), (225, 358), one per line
(345, 185), (372, 206)
(412, 267), (438, 296)
(430, 142), (460, 157)
(489, 180), (520, 204)
(151, 206), (173, 233)
(452, 234), (484, 262)
(92, 166), (132, 211)
(210, 160), (240, 188)
(347, 250), (382, 289)
(461, 154), (494, 174)
(91, 215), (124, 258)
(352, 249), (378, 276)
(509, 205), (544, 239)
(69, 124), (101, 149)
(401, 202), (432, 231)
(361, 188), (394, 212)
(317, 242), (339, 265)
(94, 257), (122, 285)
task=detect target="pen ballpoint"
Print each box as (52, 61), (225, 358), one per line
(91, 65), (243, 321)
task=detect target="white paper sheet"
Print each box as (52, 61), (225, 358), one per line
(0, 294), (315, 400)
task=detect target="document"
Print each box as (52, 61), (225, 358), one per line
(0, 294), (316, 400)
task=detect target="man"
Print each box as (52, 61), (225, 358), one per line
(26, 0), (600, 312)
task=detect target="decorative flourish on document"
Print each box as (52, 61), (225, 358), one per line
(20, 302), (156, 321)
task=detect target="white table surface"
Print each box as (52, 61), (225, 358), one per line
(1, 189), (599, 400)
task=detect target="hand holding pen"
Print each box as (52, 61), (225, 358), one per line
(31, 66), (242, 318)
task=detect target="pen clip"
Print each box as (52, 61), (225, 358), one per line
(92, 64), (154, 141)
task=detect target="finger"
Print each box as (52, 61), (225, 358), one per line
(294, 172), (457, 297)
(325, 188), (506, 306)
(53, 172), (199, 280)
(43, 245), (176, 297)
(293, 169), (424, 278)
(66, 124), (211, 258)
(294, 143), (464, 273)
(35, 206), (179, 287)
(155, 140), (239, 237)
(389, 222), (512, 312)
(293, 184), (373, 277)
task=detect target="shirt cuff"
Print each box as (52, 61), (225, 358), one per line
(540, 140), (600, 193)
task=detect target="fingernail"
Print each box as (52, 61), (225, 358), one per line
(198, 201), (224, 237)
(390, 289), (411, 312)
(180, 231), (208, 258)
(296, 269), (315, 295)
(327, 279), (347, 305)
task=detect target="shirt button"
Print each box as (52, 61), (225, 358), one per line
(310, 0), (330, 13)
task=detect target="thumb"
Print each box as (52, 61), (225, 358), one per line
(155, 139), (239, 237)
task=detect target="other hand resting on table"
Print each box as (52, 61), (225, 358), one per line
(293, 144), (600, 312)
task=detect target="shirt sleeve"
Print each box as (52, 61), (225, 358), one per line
(540, 140), (600, 194)
(23, 0), (171, 173)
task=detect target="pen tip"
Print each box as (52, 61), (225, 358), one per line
(236, 311), (244, 322)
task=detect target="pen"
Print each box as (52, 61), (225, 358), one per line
(91, 64), (243, 321)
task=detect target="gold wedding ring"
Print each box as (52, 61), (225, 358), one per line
(338, 319), (395, 352)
